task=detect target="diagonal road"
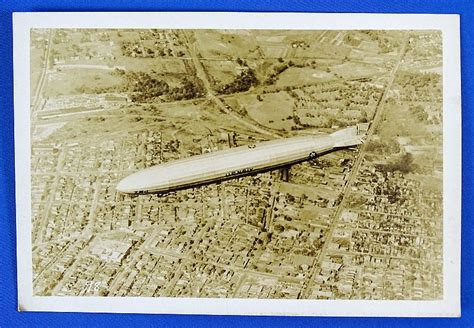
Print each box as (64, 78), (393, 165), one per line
(299, 33), (410, 299)
(180, 30), (282, 140)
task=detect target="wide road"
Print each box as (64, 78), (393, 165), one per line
(299, 32), (410, 299)
(31, 30), (52, 120)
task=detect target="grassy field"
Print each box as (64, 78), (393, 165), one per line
(193, 30), (261, 59)
(330, 61), (387, 79)
(44, 69), (123, 96)
(202, 60), (240, 86)
(233, 91), (295, 131)
(275, 67), (334, 88)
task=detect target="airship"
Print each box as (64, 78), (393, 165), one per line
(117, 125), (366, 194)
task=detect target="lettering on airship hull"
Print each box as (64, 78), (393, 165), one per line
(225, 167), (254, 177)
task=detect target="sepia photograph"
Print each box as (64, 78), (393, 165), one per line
(13, 12), (461, 316)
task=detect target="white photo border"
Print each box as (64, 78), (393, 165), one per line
(13, 12), (462, 317)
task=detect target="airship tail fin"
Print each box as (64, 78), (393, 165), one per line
(331, 126), (365, 148)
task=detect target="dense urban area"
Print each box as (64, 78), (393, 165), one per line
(30, 28), (443, 299)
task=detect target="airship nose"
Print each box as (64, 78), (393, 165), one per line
(117, 167), (171, 194)
(116, 175), (136, 194)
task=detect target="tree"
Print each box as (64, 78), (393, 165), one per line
(376, 152), (417, 174)
(273, 224), (285, 233)
(218, 69), (258, 94)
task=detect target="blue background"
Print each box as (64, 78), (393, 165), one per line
(1, 1), (472, 327)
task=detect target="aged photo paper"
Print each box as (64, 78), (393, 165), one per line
(14, 12), (461, 316)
